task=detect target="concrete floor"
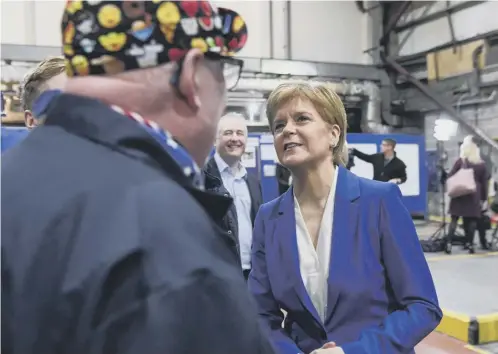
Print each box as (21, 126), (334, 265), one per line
(415, 221), (498, 353)
(427, 255), (498, 315)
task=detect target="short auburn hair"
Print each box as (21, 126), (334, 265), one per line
(266, 81), (348, 165)
(20, 56), (66, 111)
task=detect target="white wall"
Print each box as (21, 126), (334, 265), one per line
(288, 1), (368, 63)
(1, 0), (370, 64)
(0, 0), (66, 47)
(215, 0), (370, 63)
(398, 1), (498, 56)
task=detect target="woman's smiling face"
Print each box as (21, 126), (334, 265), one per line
(272, 98), (339, 170)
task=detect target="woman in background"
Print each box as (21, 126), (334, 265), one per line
(446, 136), (489, 254)
(248, 82), (441, 354)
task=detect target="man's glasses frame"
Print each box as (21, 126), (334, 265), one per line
(169, 51), (244, 99)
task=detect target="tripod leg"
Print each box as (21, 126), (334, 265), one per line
(445, 217), (457, 254)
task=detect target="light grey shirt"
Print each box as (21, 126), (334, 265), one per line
(214, 153), (253, 270)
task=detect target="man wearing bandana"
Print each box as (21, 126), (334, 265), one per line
(1, 2), (274, 354)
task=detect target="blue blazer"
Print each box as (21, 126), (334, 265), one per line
(248, 166), (442, 354)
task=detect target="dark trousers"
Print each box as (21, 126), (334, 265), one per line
(243, 269), (251, 281)
(476, 215), (490, 248)
(448, 215), (477, 248)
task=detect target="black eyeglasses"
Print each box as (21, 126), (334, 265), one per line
(170, 52), (244, 97)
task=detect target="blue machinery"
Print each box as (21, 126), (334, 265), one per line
(1, 128), (428, 217)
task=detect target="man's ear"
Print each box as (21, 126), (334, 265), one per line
(178, 49), (204, 110)
(24, 110), (36, 129)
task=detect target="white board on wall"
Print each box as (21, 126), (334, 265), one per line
(348, 143), (376, 180)
(260, 144), (277, 161)
(241, 146), (257, 168)
(395, 144), (420, 197)
(348, 143), (420, 198)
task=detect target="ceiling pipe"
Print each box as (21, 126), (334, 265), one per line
(235, 78), (386, 133)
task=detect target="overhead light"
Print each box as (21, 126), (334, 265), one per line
(247, 102), (262, 122)
(433, 118), (458, 142)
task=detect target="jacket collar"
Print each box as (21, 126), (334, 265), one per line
(277, 165), (360, 215)
(204, 156), (223, 189)
(43, 93), (205, 193)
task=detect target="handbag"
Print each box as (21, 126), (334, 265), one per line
(446, 160), (477, 198)
(480, 213), (492, 231)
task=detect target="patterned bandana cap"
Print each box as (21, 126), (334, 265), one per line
(62, 0), (248, 77)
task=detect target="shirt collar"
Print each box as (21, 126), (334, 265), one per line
(214, 152), (247, 179)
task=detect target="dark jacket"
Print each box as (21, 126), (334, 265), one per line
(353, 149), (407, 183)
(1, 94), (274, 354)
(204, 156), (262, 263)
(276, 163), (291, 195)
(448, 158), (489, 218)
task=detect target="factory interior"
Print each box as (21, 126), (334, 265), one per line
(1, 1), (498, 353)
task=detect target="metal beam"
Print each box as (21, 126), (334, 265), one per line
(394, 1), (486, 33)
(242, 58), (382, 81)
(444, 1), (458, 53)
(1, 44), (61, 63)
(396, 29), (498, 65)
(380, 1), (412, 46)
(396, 2), (437, 55)
(383, 54), (498, 152)
(367, 0), (383, 64)
(1, 44), (382, 82)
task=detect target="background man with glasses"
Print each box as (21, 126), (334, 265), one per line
(2, 2), (274, 354)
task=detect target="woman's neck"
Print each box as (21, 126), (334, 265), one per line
(293, 161), (336, 205)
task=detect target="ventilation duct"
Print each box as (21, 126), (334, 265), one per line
(235, 78), (386, 133)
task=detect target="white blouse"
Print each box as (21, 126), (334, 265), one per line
(294, 168), (338, 322)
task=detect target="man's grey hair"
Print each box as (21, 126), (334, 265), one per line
(20, 56), (66, 111)
(217, 112), (248, 134)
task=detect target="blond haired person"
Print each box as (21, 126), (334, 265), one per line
(446, 136), (489, 254)
(248, 82), (441, 354)
(20, 56), (66, 129)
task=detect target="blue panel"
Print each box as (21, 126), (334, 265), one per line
(260, 159), (279, 203)
(219, 132), (427, 216)
(245, 147), (259, 180)
(347, 133), (427, 217)
(1, 127), (29, 153)
(426, 150), (439, 193)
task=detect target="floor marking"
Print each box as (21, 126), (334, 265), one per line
(427, 252), (498, 262)
(464, 344), (492, 354)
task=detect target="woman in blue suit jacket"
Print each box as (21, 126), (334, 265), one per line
(248, 82), (442, 354)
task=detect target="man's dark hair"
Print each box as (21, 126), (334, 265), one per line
(20, 57), (66, 111)
(383, 138), (397, 148)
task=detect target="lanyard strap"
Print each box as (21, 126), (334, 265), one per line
(110, 105), (204, 190)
